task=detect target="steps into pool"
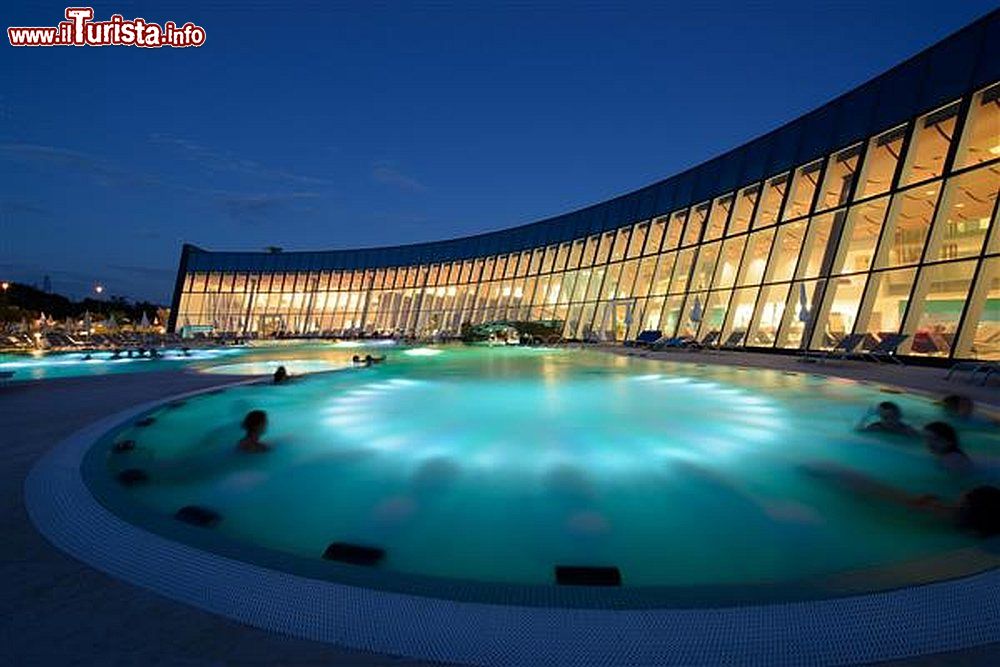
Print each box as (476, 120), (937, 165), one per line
(174, 505), (221, 527)
(112, 439), (136, 452)
(555, 565), (622, 586)
(116, 468), (149, 486)
(322, 542), (385, 566)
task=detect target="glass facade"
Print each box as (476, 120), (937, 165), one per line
(172, 24), (1000, 361)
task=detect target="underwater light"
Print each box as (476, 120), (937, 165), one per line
(404, 347), (442, 357)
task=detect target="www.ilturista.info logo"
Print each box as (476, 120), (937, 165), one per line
(8, 7), (206, 48)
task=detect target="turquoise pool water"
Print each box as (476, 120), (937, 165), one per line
(0, 340), (397, 381)
(91, 347), (1000, 601)
(0, 348), (245, 381)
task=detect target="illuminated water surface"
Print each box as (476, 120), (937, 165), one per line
(98, 346), (1000, 594)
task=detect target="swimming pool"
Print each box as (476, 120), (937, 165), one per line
(0, 348), (245, 382)
(85, 346), (1000, 606)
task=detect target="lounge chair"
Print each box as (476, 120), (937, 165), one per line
(650, 335), (693, 351)
(799, 332), (866, 363)
(652, 332), (719, 352)
(626, 330), (662, 348)
(718, 330), (746, 350)
(854, 333), (908, 364)
(691, 330), (722, 349)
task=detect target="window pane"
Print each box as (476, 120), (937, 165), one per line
(955, 83), (1000, 170)
(553, 245), (571, 272)
(697, 290), (731, 340)
(610, 229), (630, 262)
(690, 241), (721, 291)
(899, 101), (960, 186)
(783, 161), (822, 220)
(856, 125), (906, 199)
(713, 237), (746, 289)
(723, 287), (758, 342)
(817, 144), (861, 211)
(570, 269), (590, 302)
(585, 267), (606, 301)
(581, 236), (599, 267)
(642, 296), (666, 332)
(537, 247), (554, 274)
(796, 213), (836, 279)
(923, 166), (999, 262)
(618, 260), (639, 298)
(660, 295), (684, 337)
(627, 223), (647, 259)
(854, 268), (917, 345)
(748, 283), (789, 346)
(596, 234), (615, 265)
(706, 194), (733, 241)
(669, 249), (696, 294)
(644, 217), (667, 255)
(810, 273), (867, 349)
(833, 196), (890, 275)
(776, 280), (823, 349)
(650, 253), (676, 295)
(528, 250), (543, 274)
(633, 256), (657, 298)
(677, 293), (705, 338)
(664, 211), (686, 250)
(738, 228), (775, 286)
(766, 220), (807, 283)
(874, 184), (941, 268)
(753, 172), (788, 228)
(566, 242), (584, 270)
(729, 185), (758, 236)
(902, 259), (977, 357)
(955, 257), (1000, 359)
(683, 202), (710, 245)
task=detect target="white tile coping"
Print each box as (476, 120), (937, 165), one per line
(24, 382), (1000, 666)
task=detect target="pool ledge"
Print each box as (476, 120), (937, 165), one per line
(25, 385), (1000, 666)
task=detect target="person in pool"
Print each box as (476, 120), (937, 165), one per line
(273, 365), (289, 384)
(237, 410), (270, 453)
(940, 394), (975, 420)
(923, 421), (973, 474)
(857, 401), (918, 437)
(804, 463), (1000, 537)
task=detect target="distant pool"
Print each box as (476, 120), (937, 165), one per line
(88, 346), (1000, 605)
(0, 348), (244, 382)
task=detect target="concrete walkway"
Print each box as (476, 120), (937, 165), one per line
(2, 361), (998, 665)
(1, 371), (437, 666)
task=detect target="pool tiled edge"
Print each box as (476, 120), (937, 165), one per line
(24, 385), (1000, 665)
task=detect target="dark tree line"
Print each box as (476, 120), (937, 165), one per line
(0, 282), (167, 323)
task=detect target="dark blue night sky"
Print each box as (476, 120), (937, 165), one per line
(1, 1), (996, 302)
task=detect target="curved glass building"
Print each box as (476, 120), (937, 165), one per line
(170, 11), (1000, 360)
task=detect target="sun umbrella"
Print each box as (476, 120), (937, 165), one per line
(139, 311), (151, 329)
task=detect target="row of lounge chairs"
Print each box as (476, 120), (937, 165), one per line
(799, 333), (908, 364)
(627, 329), (912, 364)
(625, 330), (746, 352)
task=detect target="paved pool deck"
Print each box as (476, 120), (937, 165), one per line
(3, 354), (999, 665)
